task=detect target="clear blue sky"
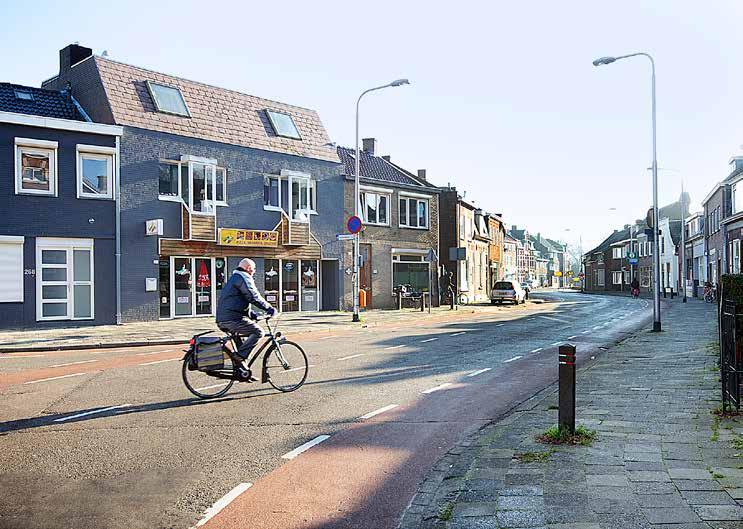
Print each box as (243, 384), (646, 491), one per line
(3, 0), (743, 251)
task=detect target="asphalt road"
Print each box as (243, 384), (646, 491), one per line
(0, 291), (651, 529)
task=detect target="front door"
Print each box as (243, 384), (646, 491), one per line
(300, 260), (319, 311)
(359, 244), (372, 309)
(171, 256), (214, 317)
(36, 238), (94, 321)
(282, 259), (299, 311)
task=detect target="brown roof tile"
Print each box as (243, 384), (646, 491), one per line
(94, 57), (339, 163)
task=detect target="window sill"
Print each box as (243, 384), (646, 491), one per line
(264, 205), (283, 212)
(78, 194), (114, 200)
(16, 189), (56, 197)
(159, 195), (183, 204)
(399, 225), (430, 231)
(365, 222), (390, 227)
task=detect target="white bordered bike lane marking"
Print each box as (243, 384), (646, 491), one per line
(422, 383), (453, 394)
(192, 482), (253, 528)
(503, 356), (522, 363)
(281, 435), (331, 460)
(24, 372), (88, 385)
(338, 354), (365, 361)
(49, 359), (97, 368)
(466, 368), (492, 377)
(54, 404), (131, 423)
(358, 404), (399, 420)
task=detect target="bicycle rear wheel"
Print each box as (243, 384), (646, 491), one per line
(265, 341), (308, 392)
(182, 352), (235, 399)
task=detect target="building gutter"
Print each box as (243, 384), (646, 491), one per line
(115, 136), (122, 325)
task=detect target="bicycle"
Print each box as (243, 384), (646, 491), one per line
(704, 287), (716, 304)
(181, 315), (309, 399)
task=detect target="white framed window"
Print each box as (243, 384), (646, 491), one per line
(391, 251), (429, 293)
(596, 269), (605, 286)
(15, 138), (57, 196)
(0, 236), (24, 302)
(399, 194), (429, 229)
(36, 238), (94, 321)
(77, 145), (115, 199)
(210, 167), (228, 206)
(360, 190), (390, 225)
(612, 247), (622, 259)
(158, 156), (226, 212)
(263, 170), (317, 219)
(459, 215), (465, 240)
(734, 239), (741, 274)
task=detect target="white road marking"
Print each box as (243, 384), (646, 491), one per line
(138, 358), (180, 366)
(550, 342), (562, 346)
(503, 356), (522, 363)
(53, 404), (131, 423)
(50, 359), (97, 368)
(136, 351), (169, 356)
(539, 315), (571, 323)
(338, 354), (365, 361)
(581, 330), (591, 334)
(420, 338), (438, 343)
(282, 435), (331, 460)
(317, 336), (334, 340)
(358, 404), (399, 420)
(281, 364), (315, 373)
(467, 368), (492, 377)
(567, 335), (577, 340)
(193, 482), (253, 528)
(194, 382), (230, 392)
(530, 348), (542, 353)
(450, 332), (466, 337)
(384, 345), (404, 350)
(495, 323), (505, 327)
(24, 372), (88, 385)
(592, 325), (602, 330)
(0, 354), (46, 359)
(422, 382), (453, 394)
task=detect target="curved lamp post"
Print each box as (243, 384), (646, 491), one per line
(593, 52), (661, 332)
(353, 79), (410, 322)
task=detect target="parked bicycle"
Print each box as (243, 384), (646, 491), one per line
(704, 283), (716, 304)
(181, 315), (308, 399)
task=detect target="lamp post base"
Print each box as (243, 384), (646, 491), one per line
(352, 313), (361, 322)
(652, 321), (662, 332)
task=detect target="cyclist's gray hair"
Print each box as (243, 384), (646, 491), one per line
(239, 258), (256, 270)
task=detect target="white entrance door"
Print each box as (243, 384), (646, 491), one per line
(36, 238), (94, 321)
(170, 256), (215, 318)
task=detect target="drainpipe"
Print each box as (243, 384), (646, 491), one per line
(115, 136), (122, 325)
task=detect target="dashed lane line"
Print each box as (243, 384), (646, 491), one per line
(466, 368), (492, 377)
(281, 435), (331, 460)
(194, 382), (230, 392)
(450, 332), (467, 337)
(422, 383), (453, 394)
(420, 338), (438, 343)
(567, 336), (577, 340)
(49, 359), (98, 368)
(136, 351), (169, 356)
(338, 354), (365, 361)
(192, 482), (253, 528)
(550, 342), (562, 347)
(530, 348), (542, 353)
(285, 364), (315, 373)
(384, 345), (404, 350)
(139, 358), (181, 366)
(581, 330), (591, 334)
(503, 356), (522, 363)
(53, 404), (131, 423)
(24, 372), (88, 385)
(358, 404), (399, 420)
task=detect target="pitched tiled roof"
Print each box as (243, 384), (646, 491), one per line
(336, 146), (434, 188)
(93, 57), (339, 163)
(0, 83), (87, 121)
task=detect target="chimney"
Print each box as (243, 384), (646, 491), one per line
(537, 233), (542, 242)
(381, 155), (391, 162)
(362, 138), (376, 156)
(59, 44), (93, 74)
(417, 169), (427, 181)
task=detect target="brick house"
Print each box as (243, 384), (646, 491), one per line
(720, 158), (743, 278)
(43, 44), (344, 322)
(0, 82), (122, 329)
(509, 227), (536, 284)
(702, 181), (729, 286)
(439, 188), (490, 304)
(337, 140), (439, 309)
(503, 233), (518, 281)
(487, 214), (506, 289)
(682, 212), (705, 297)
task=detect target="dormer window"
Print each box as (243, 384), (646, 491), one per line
(266, 110), (301, 139)
(146, 81), (190, 117)
(14, 90), (34, 101)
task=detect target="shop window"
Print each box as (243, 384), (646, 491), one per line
(393, 253), (429, 292)
(264, 259), (280, 305)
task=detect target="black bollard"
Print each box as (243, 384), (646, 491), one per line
(558, 344), (576, 435)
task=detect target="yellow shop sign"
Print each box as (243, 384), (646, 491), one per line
(218, 228), (279, 248)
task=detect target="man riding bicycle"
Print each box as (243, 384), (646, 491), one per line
(216, 258), (276, 379)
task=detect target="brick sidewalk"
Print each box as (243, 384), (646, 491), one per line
(0, 301), (548, 352)
(400, 300), (743, 529)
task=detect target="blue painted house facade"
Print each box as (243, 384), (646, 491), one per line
(44, 44), (345, 323)
(0, 82), (122, 329)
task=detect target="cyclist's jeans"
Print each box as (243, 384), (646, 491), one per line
(217, 320), (264, 359)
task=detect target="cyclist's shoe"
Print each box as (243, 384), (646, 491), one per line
(235, 363), (258, 382)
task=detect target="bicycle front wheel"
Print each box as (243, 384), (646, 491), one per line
(182, 352), (235, 399)
(265, 341), (308, 392)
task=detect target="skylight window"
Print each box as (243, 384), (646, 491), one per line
(14, 90), (34, 101)
(146, 81), (190, 117)
(266, 110), (301, 139)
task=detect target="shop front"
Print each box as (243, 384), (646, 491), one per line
(158, 219), (327, 318)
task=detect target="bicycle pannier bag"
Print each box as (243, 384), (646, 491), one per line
(194, 336), (225, 370)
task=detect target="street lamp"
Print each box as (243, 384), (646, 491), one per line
(593, 52), (661, 332)
(352, 79), (410, 322)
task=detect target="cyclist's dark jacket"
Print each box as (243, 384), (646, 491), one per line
(216, 268), (272, 322)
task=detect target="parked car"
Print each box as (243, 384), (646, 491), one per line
(491, 280), (527, 305)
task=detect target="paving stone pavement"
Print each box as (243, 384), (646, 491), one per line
(398, 299), (743, 529)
